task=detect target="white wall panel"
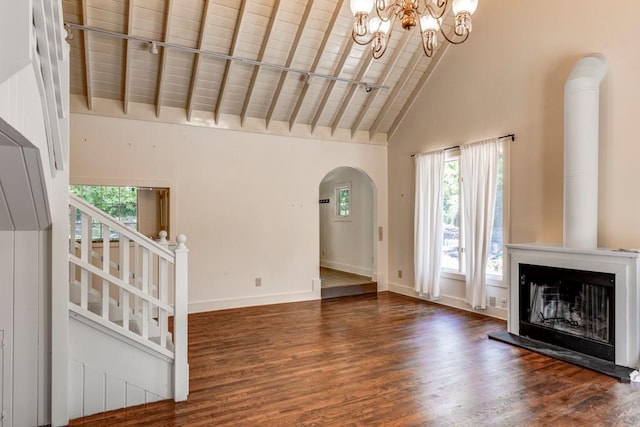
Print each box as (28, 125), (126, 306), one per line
(83, 366), (105, 417)
(68, 317), (172, 418)
(68, 360), (84, 420)
(105, 376), (125, 412)
(0, 329), (3, 427)
(0, 233), (12, 427)
(38, 230), (52, 425)
(12, 231), (40, 427)
(0, 2), (30, 83)
(145, 391), (163, 404)
(125, 384), (145, 407)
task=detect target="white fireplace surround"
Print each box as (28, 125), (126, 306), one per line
(507, 243), (640, 369)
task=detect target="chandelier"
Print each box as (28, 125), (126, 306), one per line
(350, 0), (478, 59)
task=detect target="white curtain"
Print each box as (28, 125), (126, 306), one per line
(461, 138), (500, 309)
(414, 150), (445, 298)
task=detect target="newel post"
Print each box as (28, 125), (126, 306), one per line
(157, 230), (169, 249)
(173, 233), (189, 401)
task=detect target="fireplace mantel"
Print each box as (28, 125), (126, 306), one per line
(506, 243), (640, 368)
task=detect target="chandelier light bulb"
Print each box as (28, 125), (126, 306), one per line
(452, 0), (478, 15)
(419, 14), (439, 32)
(370, 17), (391, 35)
(350, 0), (374, 14)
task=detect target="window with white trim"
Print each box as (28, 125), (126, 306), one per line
(441, 147), (505, 278)
(335, 183), (351, 220)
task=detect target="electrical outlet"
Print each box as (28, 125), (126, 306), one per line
(398, 270), (403, 279)
(500, 298), (507, 308)
(489, 296), (496, 307)
(255, 277), (262, 287)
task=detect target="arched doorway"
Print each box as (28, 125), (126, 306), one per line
(318, 167), (377, 298)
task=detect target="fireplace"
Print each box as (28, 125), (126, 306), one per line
(506, 243), (640, 370)
(519, 263), (615, 362)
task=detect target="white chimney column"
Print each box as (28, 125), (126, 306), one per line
(563, 54), (607, 248)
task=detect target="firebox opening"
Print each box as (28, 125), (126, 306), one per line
(519, 263), (615, 362)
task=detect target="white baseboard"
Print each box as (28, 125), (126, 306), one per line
(388, 282), (507, 321)
(320, 260), (373, 278)
(189, 289), (320, 313)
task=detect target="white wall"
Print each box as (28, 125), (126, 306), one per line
(69, 114), (388, 311)
(0, 231), (50, 427)
(0, 3), (70, 424)
(386, 0), (640, 320)
(0, 70), (67, 426)
(319, 167), (374, 277)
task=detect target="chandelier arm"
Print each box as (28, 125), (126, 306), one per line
(372, 37), (390, 59)
(421, 38), (434, 58)
(371, 17), (395, 59)
(352, 29), (377, 46)
(375, 2), (401, 22)
(439, 27), (470, 45)
(423, 0), (449, 21)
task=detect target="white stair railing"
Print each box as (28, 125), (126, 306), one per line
(68, 194), (189, 401)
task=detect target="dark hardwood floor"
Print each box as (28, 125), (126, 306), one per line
(70, 292), (640, 426)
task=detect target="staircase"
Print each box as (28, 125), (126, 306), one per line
(67, 194), (189, 419)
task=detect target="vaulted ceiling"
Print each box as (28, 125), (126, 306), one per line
(62, 0), (460, 142)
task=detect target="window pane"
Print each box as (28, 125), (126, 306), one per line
(337, 187), (350, 216)
(487, 153), (504, 276)
(442, 159), (460, 271)
(70, 185), (138, 240)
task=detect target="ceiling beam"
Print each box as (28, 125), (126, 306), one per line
(154, 0), (175, 118)
(122, 0), (135, 114)
(186, 0), (212, 122)
(329, 51), (374, 135)
(265, 0), (314, 129)
(240, 0), (282, 127)
(81, 0), (93, 110)
(310, 35), (354, 134)
(288, 0), (344, 131)
(368, 41), (443, 139)
(214, 0), (248, 124)
(350, 29), (411, 137)
(387, 38), (452, 139)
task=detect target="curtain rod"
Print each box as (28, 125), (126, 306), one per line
(410, 133), (515, 158)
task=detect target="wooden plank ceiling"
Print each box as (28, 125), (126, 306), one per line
(62, 0), (457, 142)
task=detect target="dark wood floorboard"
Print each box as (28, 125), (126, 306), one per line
(69, 292), (640, 426)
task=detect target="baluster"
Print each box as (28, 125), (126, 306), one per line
(80, 212), (91, 310)
(69, 205), (76, 300)
(120, 235), (130, 331)
(102, 224), (110, 319)
(153, 230), (168, 321)
(149, 252), (157, 324)
(141, 247), (150, 339)
(174, 234), (189, 401)
(133, 241), (140, 315)
(159, 257), (168, 348)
